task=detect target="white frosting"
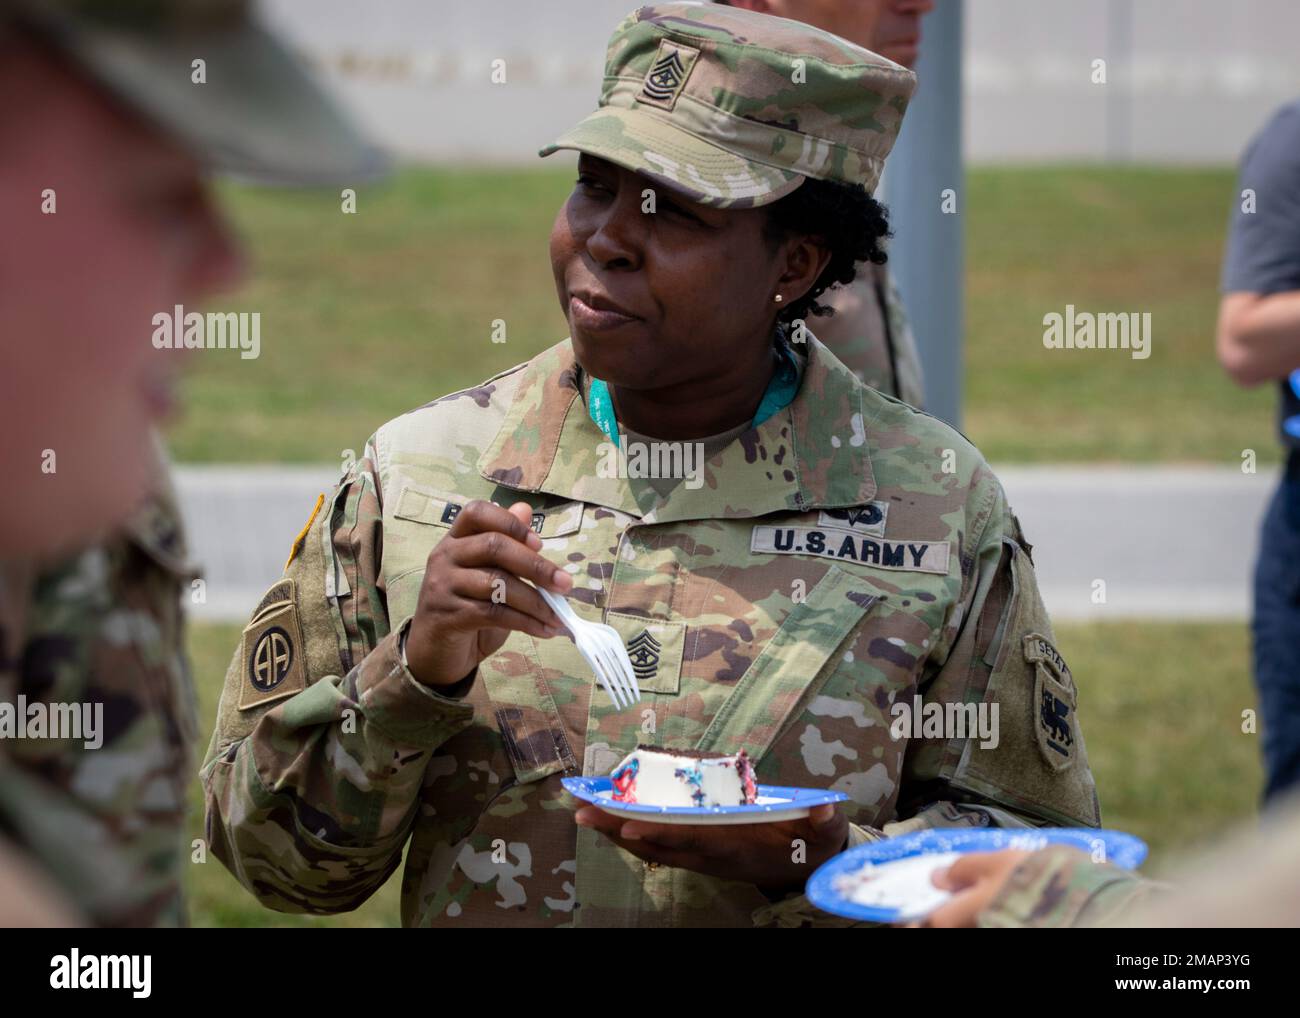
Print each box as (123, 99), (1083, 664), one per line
(831, 852), (960, 920)
(609, 748), (752, 808)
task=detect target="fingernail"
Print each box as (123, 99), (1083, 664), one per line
(552, 568), (571, 588)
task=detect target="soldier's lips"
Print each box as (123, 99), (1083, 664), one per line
(570, 294), (642, 333)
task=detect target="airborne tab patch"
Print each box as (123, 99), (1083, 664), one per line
(638, 39), (700, 110)
(750, 525), (950, 575)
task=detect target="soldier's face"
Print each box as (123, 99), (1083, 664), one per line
(0, 34), (243, 557)
(550, 155), (791, 393)
(869, 0), (933, 68)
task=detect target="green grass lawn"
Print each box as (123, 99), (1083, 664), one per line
(164, 165), (1282, 467)
(183, 619), (1262, 926)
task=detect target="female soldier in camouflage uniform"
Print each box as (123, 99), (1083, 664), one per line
(203, 2), (1099, 927)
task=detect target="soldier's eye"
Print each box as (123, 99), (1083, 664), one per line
(575, 175), (610, 195)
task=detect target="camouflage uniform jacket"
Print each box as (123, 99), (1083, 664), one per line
(977, 846), (1156, 928)
(0, 485), (198, 926)
(814, 264), (926, 408)
(981, 790), (1300, 928)
(202, 335), (1099, 927)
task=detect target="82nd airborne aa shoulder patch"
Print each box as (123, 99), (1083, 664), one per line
(637, 39), (700, 111)
(1024, 633), (1077, 770)
(237, 579), (308, 711)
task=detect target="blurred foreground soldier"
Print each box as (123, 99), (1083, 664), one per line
(0, 0), (383, 925)
(718, 0), (934, 406)
(916, 788), (1300, 928)
(1217, 98), (1300, 803)
(203, 3), (1097, 928)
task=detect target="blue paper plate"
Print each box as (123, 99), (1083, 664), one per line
(807, 827), (1149, 923)
(563, 776), (847, 825)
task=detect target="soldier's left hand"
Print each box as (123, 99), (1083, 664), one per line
(573, 803), (848, 893)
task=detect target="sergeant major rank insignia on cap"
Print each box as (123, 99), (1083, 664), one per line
(637, 39), (699, 110)
(1023, 633), (1077, 770)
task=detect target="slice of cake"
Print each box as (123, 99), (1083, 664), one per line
(609, 745), (758, 808)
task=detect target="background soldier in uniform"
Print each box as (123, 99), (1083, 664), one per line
(916, 788), (1300, 928)
(0, 0), (382, 925)
(203, 3), (1098, 928)
(1217, 96), (1300, 803)
(717, 0), (934, 406)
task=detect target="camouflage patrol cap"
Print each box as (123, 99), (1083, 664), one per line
(539, 1), (916, 208)
(0, 0), (386, 184)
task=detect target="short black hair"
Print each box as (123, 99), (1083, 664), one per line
(763, 177), (891, 326)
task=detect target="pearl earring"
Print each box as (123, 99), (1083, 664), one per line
(773, 294), (784, 303)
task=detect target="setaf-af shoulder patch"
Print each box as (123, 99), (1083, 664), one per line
(1023, 633), (1077, 770)
(237, 578), (308, 711)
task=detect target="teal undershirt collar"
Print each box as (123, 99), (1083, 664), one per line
(585, 330), (802, 447)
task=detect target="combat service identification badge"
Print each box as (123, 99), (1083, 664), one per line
(238, 578), (308, 711)
(818, 501), (889, 537)
(637, 39), (700, 111)
(1024, 633), (1076, 770)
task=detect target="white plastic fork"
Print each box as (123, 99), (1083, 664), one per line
(536, 585), (641, 708)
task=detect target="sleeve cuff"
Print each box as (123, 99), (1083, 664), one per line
(352, 618), (476, 748)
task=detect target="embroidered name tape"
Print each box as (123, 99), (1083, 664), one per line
(393, 483), (583, 539)
(751, 526), (950, 574)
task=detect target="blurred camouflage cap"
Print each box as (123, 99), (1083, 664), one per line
(539, 1), (916, 208)
(1, 0), (386, 184)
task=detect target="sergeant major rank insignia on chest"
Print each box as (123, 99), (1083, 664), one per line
(638, 40), (700, 110)
(625, 628), (662, 683)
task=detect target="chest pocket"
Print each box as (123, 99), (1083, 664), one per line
(695, 564), (877, 763)
(482, 644), (580, 786)
(384, 479), (587, 611)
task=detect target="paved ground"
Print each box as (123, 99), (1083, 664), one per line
(177, 464), (1276, 624)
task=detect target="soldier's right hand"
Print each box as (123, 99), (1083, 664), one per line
(404, 500), (572, 688)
